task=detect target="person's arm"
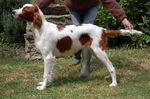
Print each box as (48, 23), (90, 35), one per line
(101, 0), (126, 21)
(101, 0), (133, 30)
(36, 0), (55, 10)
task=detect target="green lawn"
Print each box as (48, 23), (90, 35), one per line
(0, 47), (150, 99)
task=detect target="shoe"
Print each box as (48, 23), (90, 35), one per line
(79, 63), (90, 78)
(68, 57), (81, 66)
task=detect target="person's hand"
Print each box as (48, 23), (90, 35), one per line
(121, 18), (134, 31)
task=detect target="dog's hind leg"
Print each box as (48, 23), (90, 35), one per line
(37, 53), (55, 90)
(91, 48), (118, 87)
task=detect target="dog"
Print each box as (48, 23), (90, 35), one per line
(12, 4), (142, 90)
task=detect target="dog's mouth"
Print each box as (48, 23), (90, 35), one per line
(12, 8), (23, 19)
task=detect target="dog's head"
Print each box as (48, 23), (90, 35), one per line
(12, 4), (42, 29)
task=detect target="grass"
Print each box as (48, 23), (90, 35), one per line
(0, 47), (150, 99)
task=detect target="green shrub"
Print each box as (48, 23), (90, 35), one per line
(0, 0), (30, 44)
(95, 0), (150, 48)
(30, 0), (36, 4)
(0, 0), (30, 57)
(1, 12), (26, 43)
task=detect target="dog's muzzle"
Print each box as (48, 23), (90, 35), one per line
(12, 10), (20, 19)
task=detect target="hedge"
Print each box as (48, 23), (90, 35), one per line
(0, 0), (30, 44)
(95, 0), (150, 48)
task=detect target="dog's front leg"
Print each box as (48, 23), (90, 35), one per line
(37, 54), (55, 90)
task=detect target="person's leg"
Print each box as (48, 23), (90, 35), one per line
(68, 10), (82, 65)
(69, 10), (83, 25)
(83, 5), (99, 24)
(68, 5), (99, 77)
(80, 5), (99, 77)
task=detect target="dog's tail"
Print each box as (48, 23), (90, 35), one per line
(99, 29), (142, 51)
(103, 29), (142, 36)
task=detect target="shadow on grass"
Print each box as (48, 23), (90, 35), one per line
(46, 55), (148, 88)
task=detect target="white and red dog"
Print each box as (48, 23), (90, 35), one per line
(12, 4), (142, 90)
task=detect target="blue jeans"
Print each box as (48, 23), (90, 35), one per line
(69, 5), (99, 25)
(69, 5), (99, 60)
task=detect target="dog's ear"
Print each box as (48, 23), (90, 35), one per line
(33, 12), (42, 30)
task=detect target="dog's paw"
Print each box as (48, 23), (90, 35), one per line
(36, 85), (46, 90)
(109, 83), (118, 87)
(37, 79), (53, 85)
(37, 82), (43, 85)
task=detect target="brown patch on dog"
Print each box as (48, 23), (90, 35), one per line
(100, 32), (107, 51)
(100, 30), (122, 51)
(57, 36), (72, 53)
(79, 34), (93, 46)
(57, 25), (66, 31)
(103, 30), (121, 36)
(75, 24), (82, 27)
(33, 12), (42, 30)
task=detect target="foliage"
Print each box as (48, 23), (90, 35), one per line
(30, 0), (36, 4)
(0, 0), (30, 57)
(95, 0), (150, 48)
(0, 12), (26, 43)
(0, 0), (30, 44)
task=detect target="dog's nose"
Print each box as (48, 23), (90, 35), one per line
(12, 10), (16, 15)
